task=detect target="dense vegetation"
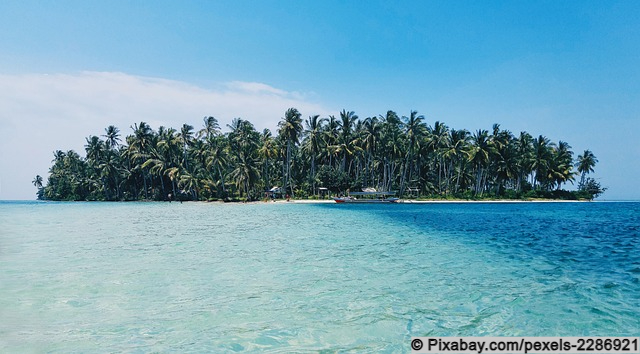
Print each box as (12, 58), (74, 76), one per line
(33, 108), (605, 201)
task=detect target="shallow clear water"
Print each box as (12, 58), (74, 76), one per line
(1, 201), (638, 352)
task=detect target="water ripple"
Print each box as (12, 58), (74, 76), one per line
(0, 201), (638, 352)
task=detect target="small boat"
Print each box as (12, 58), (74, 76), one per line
(332, 189), (400, 203)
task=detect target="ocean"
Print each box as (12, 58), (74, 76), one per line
(0, 201), (638, 352)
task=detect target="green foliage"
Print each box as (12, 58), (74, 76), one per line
(316, 165), (349, 193)
(35, 109), (603, 201)
(577, 178), (607, 200)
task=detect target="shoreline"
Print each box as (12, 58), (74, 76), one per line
(213, 198), (591, 205)
(12, 198), (635, 204)
(281, 199), (588, 204)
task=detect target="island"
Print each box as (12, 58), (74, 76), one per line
(32, 108), (605, 202)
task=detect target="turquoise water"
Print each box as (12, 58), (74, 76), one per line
(1, 201), (638, 352)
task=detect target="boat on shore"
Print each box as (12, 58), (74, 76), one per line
(333, 190), (401, 203)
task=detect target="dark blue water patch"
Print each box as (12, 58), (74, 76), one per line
(315, 202), (640, 286)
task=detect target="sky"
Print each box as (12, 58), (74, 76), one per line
(0, 0), (638, 200)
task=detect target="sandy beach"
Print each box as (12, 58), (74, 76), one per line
(262, 198), (585, 204)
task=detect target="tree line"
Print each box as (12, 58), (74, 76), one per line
(33, 108), (605, 201)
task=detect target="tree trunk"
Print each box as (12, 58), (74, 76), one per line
(310, 156), (316, 195)
(143, 172), (148, 200)
(286, 140), (292, 197)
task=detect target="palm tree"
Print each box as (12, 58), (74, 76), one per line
(320, 115), (340, 168)
(130, 122), (154, 153)
(228, 118), (260, 154)
(469, 129), (491, 195)
(302, 115), (326, 194)
(99, 152), (122, 200)
(32, 174), (45, 199)
(443, 129), (470, 193)
(156, 127), (182, 197)
(515, 132), (534, 192)
(227, 118), (261, 198)
(278, 108), (303, 196)
(130, 122), (155, 199)
(229, 154), (261, 199)
(102, 125), (121, 150)
(576, 149), (597, 188)
(379, 111), (403, 192)
(84, 136), (105, 167)
(400, 111), (426, 195)
(179, 172), (200, 200)
(492, 131), (518, 195)
(198, 116), (220, 140)
(259, 129), (278, 190)
(531, 135), (556, 190)
(179, 123), (194, 171)
(427, 120), (450, 193)
(551, 141), (575, 190)
(84, 136), (109, 198)
(32, 175), (44, 189)
(205, 135), (230, 197)
(336, 110), (359, 173)
(361, 116), (382, 187)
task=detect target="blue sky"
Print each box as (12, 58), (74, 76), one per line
(1, 1), (638, 200)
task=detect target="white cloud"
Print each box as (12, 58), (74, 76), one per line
(0, 71), (331, 200)
(226, 81), (289, 96)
